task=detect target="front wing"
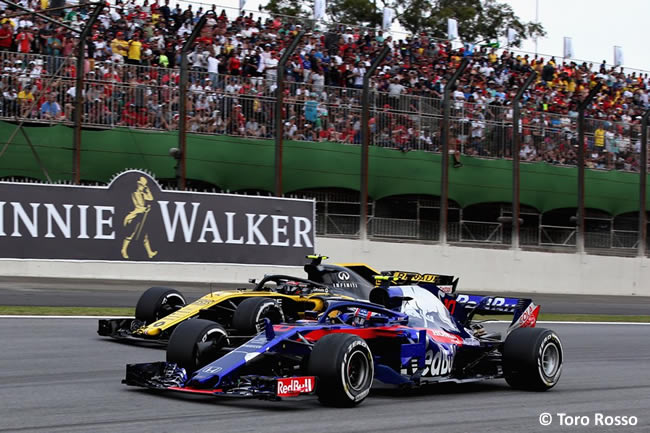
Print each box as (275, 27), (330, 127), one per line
(98, 319), (169, 346)
(123, 362), (316, 400)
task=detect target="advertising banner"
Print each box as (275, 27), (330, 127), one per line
(0, 171), (315, 265)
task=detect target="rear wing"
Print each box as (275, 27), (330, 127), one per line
(379, 271), (459, 294)
(453, 294), (540, 331)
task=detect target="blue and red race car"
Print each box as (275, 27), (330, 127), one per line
(123, 274), (562, 407)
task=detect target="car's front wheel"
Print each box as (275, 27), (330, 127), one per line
(231, 297), (285, 335)
(166, 319), (229, 374)
(308, 334), (374, 407)
(134, 286), (186, 324)
(503, 327), (563, 391)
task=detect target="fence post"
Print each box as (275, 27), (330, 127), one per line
(511, 71), (537, 249)
(576, 81), (603, 253)
(439, 58), (469, 245)
(639, 110), (650, 257)
(178, 12), (214, 190)
(73, 2), (104, 184)
(274, 30), (304, 197)
(360, 45), (390, 241)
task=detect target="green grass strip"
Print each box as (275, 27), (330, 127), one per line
(475, 313), (650, 323)
(0, 306), (134, 316)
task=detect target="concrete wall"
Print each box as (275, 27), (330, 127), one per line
(1, 237), (648, 296)
(317, 238), (649, 296)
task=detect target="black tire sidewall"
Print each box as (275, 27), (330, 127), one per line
(231, 297), (284, 334)
(504, 328), (563, 390)
(535, 332), (563, 387)
(135, 286), (185, 324)
(309, 334), (374, 406)
(338, 338), (374, 403)
(166, 319), (228, 373)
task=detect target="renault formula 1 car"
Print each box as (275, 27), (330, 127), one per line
(98, 256), (381, 346)
(123, 275), (563, 407)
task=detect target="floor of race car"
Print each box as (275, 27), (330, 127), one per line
(0, 318), (647, 433)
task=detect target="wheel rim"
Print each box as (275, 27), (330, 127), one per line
(255, 304), (284, 332)
(158, 294), (185, 319)
(541, 342), (560, 377)
(194, 328), (227, 368)
(347, 350), (370, 391)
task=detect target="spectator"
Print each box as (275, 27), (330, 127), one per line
(0, 3), (646, 173)
(15, 26), (33, 54)
(111, 32), (128, 63)
(127, 33), (143, 65)
(40, 93), (62, 119)
(0, 21), (12, 51)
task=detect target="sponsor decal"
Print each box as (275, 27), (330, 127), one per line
(402, 345), (455, 377)
(276, 376), (315, 397)
(426, 329), (464, 345)
(0, 170), (314, 264)
(391, 272), (439, 283)
(443, 298), (457, 314)
(456, 295), (519, 312)
(337, 271), (350, 281)
(332, 282), (358, 288)
(514, 303), (540, 329)
(201, 366), (222, 374)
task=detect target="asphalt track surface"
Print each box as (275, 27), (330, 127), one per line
(0, 318), (648, 433)
(2, 277), (650, 315)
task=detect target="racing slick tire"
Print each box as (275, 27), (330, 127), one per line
(231, 297), (285, 335)
(135, 287), (186, 324)
(308, 334), (374, 407)
(166, 319), (229, 374)
(503, 328), (563, 391)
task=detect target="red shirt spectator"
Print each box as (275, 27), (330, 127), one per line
(0, 22), (13, 50)
(121, 104), (138, 126)
(16, 29), (33, 53)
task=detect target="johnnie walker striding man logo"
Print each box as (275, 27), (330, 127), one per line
(121, 176), (158, 259)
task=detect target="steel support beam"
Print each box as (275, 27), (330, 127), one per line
(274, 30), (305, 197)
(0, 0), (80, 34)
(439, 58), (469, 245)
(511, 71), (537, 249)
(576, 81), (603, 253)
(639, 110), (650, 257)
(72, 2), (104, 184)
(360, 45), (390, 240)
(177, 12), (214, 190)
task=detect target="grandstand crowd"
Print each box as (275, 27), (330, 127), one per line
(0, 0), (647, 171)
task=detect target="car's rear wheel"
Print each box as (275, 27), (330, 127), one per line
(231, 297), (285, 335)
(166, 319), (229, 374)
(135, 286), (186, 324)
(503, 328), (563, 391)
(308, 334), (374, 407)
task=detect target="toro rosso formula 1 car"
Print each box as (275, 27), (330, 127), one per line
(123, 274), (563, 407)
(98, 256), (381, 346)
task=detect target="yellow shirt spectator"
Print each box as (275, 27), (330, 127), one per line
(128, 40), (142, 61)
(594, 127), (605, 147)
(111, 38), (128, 57)
(18, 90), (34, 103)
(567, 80), (576, 93)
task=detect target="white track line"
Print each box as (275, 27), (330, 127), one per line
(0, 315), (133, 319)
(0, 316), (649, 325)
(488, 320), (650, 325)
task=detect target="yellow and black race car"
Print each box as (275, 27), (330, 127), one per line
(98, 256), (380, 346)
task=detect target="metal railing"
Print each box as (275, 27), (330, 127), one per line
(0, 51), (644, 173)
(2, 46), (649, 256)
